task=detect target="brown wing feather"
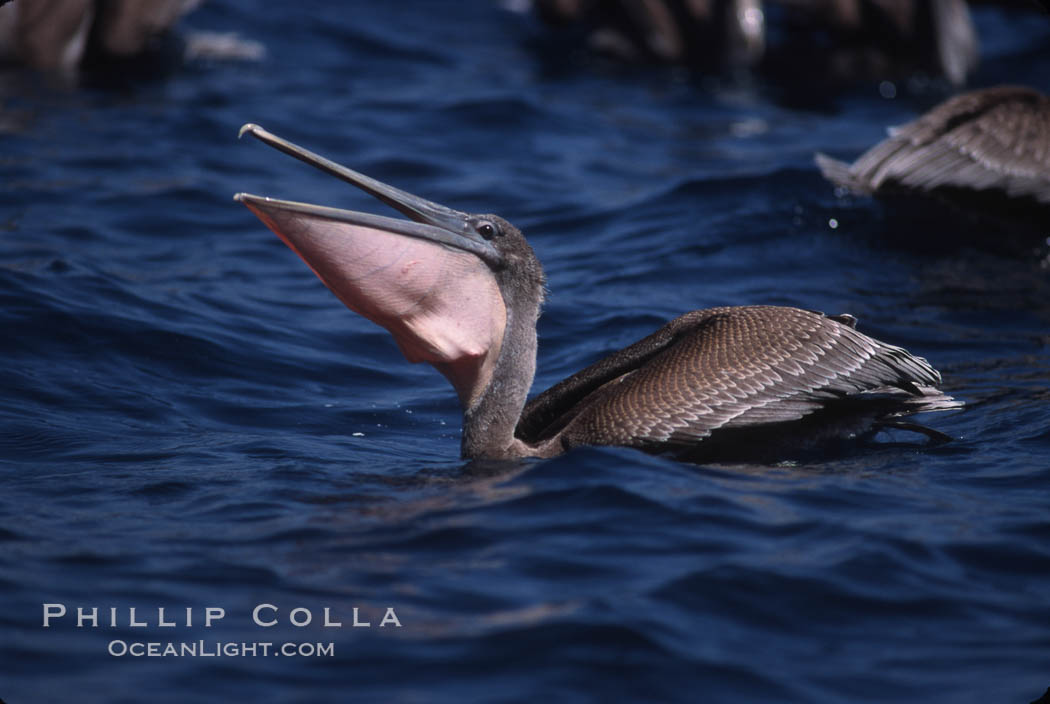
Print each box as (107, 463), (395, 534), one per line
(536, 306), (942, 449)
(516, 310), (700, 442)
(817, 85), (1050, 204)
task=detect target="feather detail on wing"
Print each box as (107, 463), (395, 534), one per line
(521, 306), (949, 450)
(816, 85), (1050, 204)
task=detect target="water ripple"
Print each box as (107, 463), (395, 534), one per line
(1, 2), (1049, 703)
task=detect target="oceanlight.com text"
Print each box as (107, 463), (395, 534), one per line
(107, 640), (335, 657)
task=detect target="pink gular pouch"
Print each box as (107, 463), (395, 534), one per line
(234, 125), (507, 407)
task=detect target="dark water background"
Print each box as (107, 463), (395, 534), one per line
(2, 2), (1050, 702)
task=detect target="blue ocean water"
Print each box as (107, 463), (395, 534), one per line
(2, 2), (1049, 702)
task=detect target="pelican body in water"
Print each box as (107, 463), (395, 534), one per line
(0, 0), (197, 71)
(816, 86), (1050, 246)
(236, 124), (955, 462)
(817, 86), (1050, 207)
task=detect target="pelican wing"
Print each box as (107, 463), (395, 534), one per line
(522, 306), (944, 449)
(817, 85), (1050, 204)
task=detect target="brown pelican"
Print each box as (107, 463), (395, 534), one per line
(235, 124), (956, 461)
(0, 0), (198, 71)
(528, 0), (976, 84)
(767, 0), (977, 86)
(817, 85), (1050, 208)
(531, 0), (766, 69)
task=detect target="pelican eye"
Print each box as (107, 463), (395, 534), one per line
(476, 221), (499, 240)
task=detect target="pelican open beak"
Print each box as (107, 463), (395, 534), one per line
(234, 123), (502, 269)
(234, 124), (508, 408)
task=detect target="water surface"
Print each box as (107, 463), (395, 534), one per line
(2, 2), (1049, 702)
